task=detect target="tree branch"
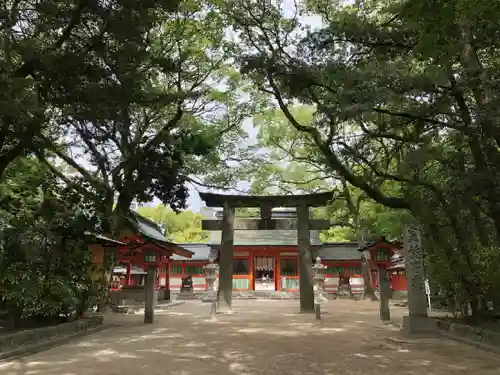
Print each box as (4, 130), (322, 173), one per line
(264, 70), (411, 210)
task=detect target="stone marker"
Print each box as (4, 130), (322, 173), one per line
(402, 225), (435, 332)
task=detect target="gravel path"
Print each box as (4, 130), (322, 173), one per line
(1, 299), (499, 375)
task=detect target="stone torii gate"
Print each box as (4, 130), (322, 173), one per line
(200, 191), (335, 313)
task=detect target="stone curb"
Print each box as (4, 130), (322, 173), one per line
(438, 330), (500, 355)
(435, 319), (500, 355)
(156, 300), (185, 310)
(0, 315), (104, 354)
(0, 324), (109, 361)
(122, 300), (186, 314)
(389, 317), (500, 355)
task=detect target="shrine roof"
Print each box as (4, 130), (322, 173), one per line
(171, 243), (212, 260)
(358, 236), (402, 252)
(208, 230), (322, 246)
(127, 211), (166, 243)
(84, 232), (126, 246)
(316, 242), (361, 260)
(126, 211), (194, 259)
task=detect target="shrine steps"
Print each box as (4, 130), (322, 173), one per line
(171, 291), (350, 300)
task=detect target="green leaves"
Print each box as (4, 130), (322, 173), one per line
(227, 0), (500, 314)
(0, 157), (102, 321)
(137, 205), (208, 243)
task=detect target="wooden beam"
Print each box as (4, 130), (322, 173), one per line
(199, 191), (336, 208)
(202, 218), (332, 231)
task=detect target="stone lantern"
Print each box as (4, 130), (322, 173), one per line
(312, 256), (327, 319)
(203, 258), (218, 320)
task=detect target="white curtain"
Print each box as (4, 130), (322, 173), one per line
(255, 257), (274, 271)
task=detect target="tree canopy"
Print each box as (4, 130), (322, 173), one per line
(229, 0), (500, 314)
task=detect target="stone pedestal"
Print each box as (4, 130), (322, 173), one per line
(402, 315), (436, 333)
(144, 266), (157, 324)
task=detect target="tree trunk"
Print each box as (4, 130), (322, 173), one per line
(338, 177), (377, 300)
(358, 229), (378, 301)
(98, 196), (131, 312)
(361, 254), (378, 301)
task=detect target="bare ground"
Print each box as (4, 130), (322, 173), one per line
(1, 299), (499, 375)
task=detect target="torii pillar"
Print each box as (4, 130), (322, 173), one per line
(219, 201), (235, 313)
(200, 192), (335, 314)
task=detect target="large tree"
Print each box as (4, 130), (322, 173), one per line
(229, 0), (500, 316)
(37, 1), (249, 240)
(0, 0), (185, 179)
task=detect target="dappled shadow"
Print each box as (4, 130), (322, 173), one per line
(1, 300), (500, 375)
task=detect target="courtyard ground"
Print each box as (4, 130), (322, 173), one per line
(1, 299), (499, 375)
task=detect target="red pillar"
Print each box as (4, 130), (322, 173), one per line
(275, 253), (281, 291)
(126, 263), (132, 285)
(165, 259), (170, 290)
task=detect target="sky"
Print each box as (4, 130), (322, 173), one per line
(185, 117), (258, 212)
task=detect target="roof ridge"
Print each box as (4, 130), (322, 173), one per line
(130, 210), (162, 230)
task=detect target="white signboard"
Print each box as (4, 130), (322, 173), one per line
(424, 279), (430, 295)
(425, 279), (431, 312)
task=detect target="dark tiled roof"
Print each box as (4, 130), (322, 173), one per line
(127, 211), (166, 243)
(84, 231), (125, 246)
(316, 242), (361, 260)
(171, 242), (364, 262)
(359, 236), (402, 251)
(208, 230), (322, 246)
(172, 243), (212, 260)
(126, 211), (194, 258)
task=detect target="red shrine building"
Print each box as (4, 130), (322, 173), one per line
(91, 211), (194, 301)
(167, 209), (408, 297)
(96, 209), (408, 299)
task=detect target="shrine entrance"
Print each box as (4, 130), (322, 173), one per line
(254, 256), (275, 291)
(200, 191), (335, 313)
